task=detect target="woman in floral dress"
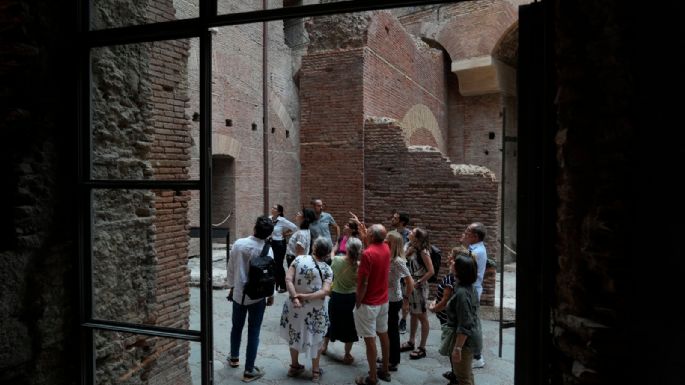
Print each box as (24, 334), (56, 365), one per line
(280, 236), (334, 382)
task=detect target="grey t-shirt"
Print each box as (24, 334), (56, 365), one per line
(309, 212), (336, 242)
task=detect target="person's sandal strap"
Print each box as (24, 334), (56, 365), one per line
(355, 375), (377, 385)
(409, 347), (426, 359)
(312, 368), (323, 383)
(287, 364), (305, 377)
(399, 341), (415, 352)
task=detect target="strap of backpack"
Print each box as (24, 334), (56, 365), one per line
(242, 240), (272, 304)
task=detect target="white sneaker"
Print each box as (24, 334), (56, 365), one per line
(472, 357), (485, 369)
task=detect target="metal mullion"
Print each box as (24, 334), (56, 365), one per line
(84, 180), (202, 190)
(198, 4), (214, 381)
(85, 18), (203, 48)
(78, 1), (95, 384)
(83, 319), (201, 341)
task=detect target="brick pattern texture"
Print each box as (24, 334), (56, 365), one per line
(364, 119), (500, 288)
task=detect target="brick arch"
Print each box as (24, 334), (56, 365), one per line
(492, 20), (518, 66)
(401, 104), (445, 152)
(432, 1), (517, 62)
(212, 133), (240, 158)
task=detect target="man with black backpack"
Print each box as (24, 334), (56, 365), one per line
(226, 215), (275, 382)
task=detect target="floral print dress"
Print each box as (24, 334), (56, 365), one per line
(279, 255), (333, 358)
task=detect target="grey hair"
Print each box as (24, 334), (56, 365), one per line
(312, 236), (333, 259)
(368, 224), (387, 243)
(346, 237), (363, 262)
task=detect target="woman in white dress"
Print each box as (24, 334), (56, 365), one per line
(280, 236), (333, 383)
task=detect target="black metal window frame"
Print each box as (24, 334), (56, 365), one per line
(76, 1), (546, 385)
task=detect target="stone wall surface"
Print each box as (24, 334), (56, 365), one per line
(89, 1), (193, 384)
(0, 1), (79, 384)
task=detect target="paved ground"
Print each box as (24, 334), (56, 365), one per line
(188, 246), (516, 385)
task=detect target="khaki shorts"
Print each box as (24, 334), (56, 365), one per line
(353, 302), (389, 338)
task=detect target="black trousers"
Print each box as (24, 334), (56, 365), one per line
(271, 239), (287, 290)
(388, 300), (403, 366)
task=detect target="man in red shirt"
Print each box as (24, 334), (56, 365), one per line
(354, 224), (391, 385)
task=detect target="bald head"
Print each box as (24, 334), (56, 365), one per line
(368, 224), (387, 244)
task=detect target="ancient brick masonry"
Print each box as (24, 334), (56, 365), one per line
(300, 11), (501, 296)
(364, 119), (500, 292)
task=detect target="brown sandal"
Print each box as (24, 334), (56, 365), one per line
(312, 368), (324, 383)
(399, 341), (415, 352)
(287, 364), (305, 377)
(343, 354), (355, 365)
(355, 375), (378, 385)
(409, 346), (426, 359)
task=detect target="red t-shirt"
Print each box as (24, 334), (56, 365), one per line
(357, 242), (391, 305)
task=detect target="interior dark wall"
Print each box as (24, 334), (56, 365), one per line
(0, 1), (79, 385)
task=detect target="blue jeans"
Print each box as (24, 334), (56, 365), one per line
(230, 299), (266, 372)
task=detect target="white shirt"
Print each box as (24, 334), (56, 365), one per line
(226, 235), (274, 305)
(269, 215), (298, 241)
(469, 241), (488, 300)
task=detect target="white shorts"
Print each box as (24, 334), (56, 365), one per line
(353, 302), (389, 338)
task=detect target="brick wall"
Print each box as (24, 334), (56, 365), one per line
(461, 93), (503, 179)
(364, 119), (500, 288)
(364, 12), (448, 153)
(299, 49), (366, 217)
(184, 6), (301, 241)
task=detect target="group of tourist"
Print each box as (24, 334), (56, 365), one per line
(225, 197), (488, 385)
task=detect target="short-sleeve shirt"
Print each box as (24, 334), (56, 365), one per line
(330, 255), (357, 294)
(388, 257), (411, 302)
(469, 241), (488, 300)
(357, 242), (390, 305)
(435, 273), (457, 325)
(286, 229), (311, 256)
(309, 212), (336, 243)
(226, 236), (274, 306)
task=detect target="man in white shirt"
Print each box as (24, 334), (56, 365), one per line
(226, 216), (274, 382)
(461, 222), (488, 369)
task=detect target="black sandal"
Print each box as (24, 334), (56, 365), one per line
(355, 376), (378, 385)
(409, 346), (426, 359)
(228, 357), (240, 368)
(377, 370), (391, 382)
(399, 341), (415, 352)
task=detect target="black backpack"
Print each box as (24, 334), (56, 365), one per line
(242, 241), (275, 302)
(418, 245), (442, 283)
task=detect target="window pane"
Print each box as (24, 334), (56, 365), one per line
(90, 0), (199, 30)
(94, 330), (200, 385)
(92, 188), (208, 330)
(91, 38), (199, 181)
